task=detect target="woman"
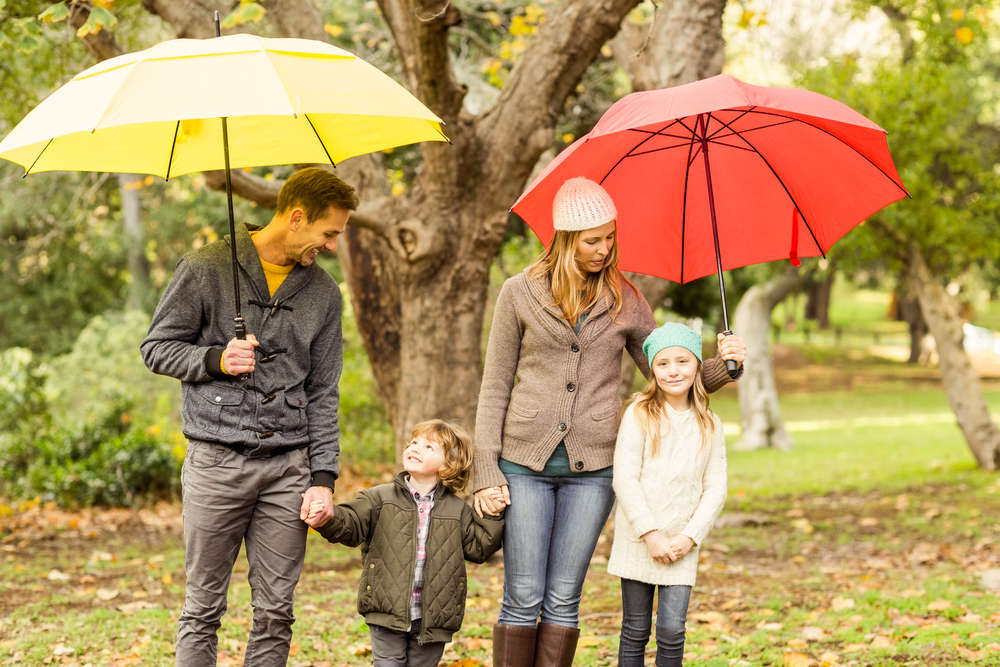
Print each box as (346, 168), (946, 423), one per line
(473, 177), (745, 667)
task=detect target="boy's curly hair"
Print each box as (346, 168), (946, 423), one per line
(411, 419), (473, 494)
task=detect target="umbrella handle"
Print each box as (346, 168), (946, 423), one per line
(722, 330), (739, 379)
(234, 316), (250, 382)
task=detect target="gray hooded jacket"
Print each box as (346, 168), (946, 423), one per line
(140, 222), (343, 488)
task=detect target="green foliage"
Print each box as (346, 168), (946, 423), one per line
(798, 1), (1000, 285)
(2, 402), (179, 506)
(0, 332), (180, 507)
(221, 1), (266, 29)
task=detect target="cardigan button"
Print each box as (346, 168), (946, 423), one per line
(558, 423), (567, 431)
(370, 564), (375, 569)
(571, 343), (580, 353)
(575, 461), (584, 470)
(567, 383), (576, 392)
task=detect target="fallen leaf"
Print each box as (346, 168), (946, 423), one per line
(908, 543), (940, 564)
(51, 644), (75, 656)
(819, 651), (840, 666)
(956, 645), (985, 661)
(46, 570), (70, 582)
(927, 600), (953, 611)
(859, 517), (879, 527)
(720, 599), (740, 610)
(79, 575), (96, 584)
(791, 518), (815, 534)
(802, 627), (829, 641)
(781, 650), (817, 667)
(786, 509), (806, 518)
(162, 572), (173, 586)
(445, 660), (484, 667)
(117, 601), (158, 614)
(479, 598), (493, 608)
(787, 638), (809, 649)
(758, 622), (784, 631)
(843, 643), (869, 652)
(899, 589), (925, 598)
(96, 588), (120, 601)
(350, 642), (372, 656)
(870, 636), (893, 648)
(831, 596), (855, 611)
(577, 636), (602, 648)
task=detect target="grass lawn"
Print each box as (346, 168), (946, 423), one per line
(2, 352), (1000, 666)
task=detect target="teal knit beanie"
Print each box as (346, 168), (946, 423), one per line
(643, 322), (703, 364)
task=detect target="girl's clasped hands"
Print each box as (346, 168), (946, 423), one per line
(641, 530), (695, 565)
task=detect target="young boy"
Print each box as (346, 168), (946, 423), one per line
(308, 420), (504, 667)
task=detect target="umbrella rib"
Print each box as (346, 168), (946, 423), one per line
(679, 126), (700, 284)
(24, 139), (54, 176)
(716, 115), (826, 258)
(744, 108), (911, 198)
(304, 114), (336, 167)
(599, 119), (680, 185)
(704, 107), (756, 141)
(165, 121), (179, 181)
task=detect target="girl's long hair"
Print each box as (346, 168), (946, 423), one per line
(628, 358), (715, 456)
(528, 228), (629, 326)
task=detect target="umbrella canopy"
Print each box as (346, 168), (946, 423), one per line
(512, 74), (908, 285)
(0, 33), (447, 176)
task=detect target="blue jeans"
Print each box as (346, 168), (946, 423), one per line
(618, 579), (691, 667)
(498, 473), (615, 628)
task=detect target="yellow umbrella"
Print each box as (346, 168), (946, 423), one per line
(0, 32), (447, 176)
(0, 24), (447, 341)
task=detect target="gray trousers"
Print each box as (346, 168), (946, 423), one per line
(176, 440), (310, 667)
(369, 620), (445, 667)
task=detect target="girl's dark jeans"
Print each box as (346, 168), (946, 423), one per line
(618, 579), (691, 667)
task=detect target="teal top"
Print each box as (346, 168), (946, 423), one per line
(499, 443), (614, 478)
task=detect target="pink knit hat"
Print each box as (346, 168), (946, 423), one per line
(552, 177), (618, 232)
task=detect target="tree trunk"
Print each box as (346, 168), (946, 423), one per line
(614, 0), (728, 401)
(611, 0), (727, 92)
(906, 244), (1000, 470)
(894, 287), (928, 364)
(733, 266), (811, 451)
(117, 173), (153, 312)
(804, 264), (834, 329)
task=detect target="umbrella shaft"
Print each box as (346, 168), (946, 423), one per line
(222, 116), (244, 340)
(698, 114), (730, 332)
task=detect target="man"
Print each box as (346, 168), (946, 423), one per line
(141, 167), (357, 666)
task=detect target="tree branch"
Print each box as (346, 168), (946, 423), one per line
(140, 0), (230, 39)
(69, 2), (124, 61)
(378, 0), (466, 125)
(203, 169), (282, 209)
(475, 0), (642, 211)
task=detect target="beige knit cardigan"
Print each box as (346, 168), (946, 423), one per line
(473, 269), (735, 493)
(608, 403), (728, 587)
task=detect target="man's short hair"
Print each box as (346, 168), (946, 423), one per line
(277, 167), (360, 225)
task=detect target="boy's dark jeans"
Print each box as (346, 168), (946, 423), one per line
(369, 619), (445, 667)
(618, 579), (692, 667)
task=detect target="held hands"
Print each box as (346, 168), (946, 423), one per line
(717, 332), (746, 367)
(642, 531), (696, 565)
(223, 334), (259, 375)
(474, 485), (510, 518)
(300, 486), (334, 528)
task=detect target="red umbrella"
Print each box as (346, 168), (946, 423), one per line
(513, 74), (908, 373)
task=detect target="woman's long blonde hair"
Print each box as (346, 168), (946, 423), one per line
(528, 228), (629, 325)
(628, 356), (715, 456)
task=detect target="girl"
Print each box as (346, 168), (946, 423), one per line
(609, 322), (728, 667)
(473, 177), (744, 667)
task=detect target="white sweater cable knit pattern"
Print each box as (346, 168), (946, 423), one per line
(608, 402), (728, 587)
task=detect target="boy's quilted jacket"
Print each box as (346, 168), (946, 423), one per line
(317, 472), (505, 644)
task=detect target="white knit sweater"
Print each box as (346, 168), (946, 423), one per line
(608, 402), (728, 587)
